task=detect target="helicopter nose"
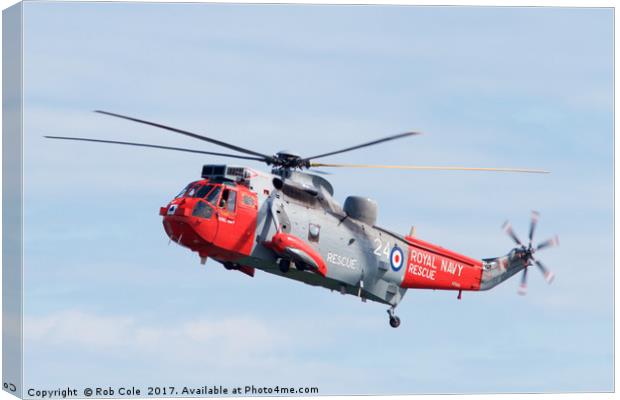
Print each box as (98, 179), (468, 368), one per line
(160, 198), (217, 249)
(159, 197), (199, 217)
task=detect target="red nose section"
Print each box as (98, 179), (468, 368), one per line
(161, 198), (217, 252)
(160, 187), (258, 263)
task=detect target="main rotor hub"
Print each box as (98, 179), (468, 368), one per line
(276, 150), (301, 159)
(274, 150), (309, 169)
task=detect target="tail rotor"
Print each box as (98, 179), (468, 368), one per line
(534, 259), (555, 284)
(502, 211), (559, 295)
(502, 220), (524, 247)
(518, 266), (528, 295)
(536, 235), (560, 251)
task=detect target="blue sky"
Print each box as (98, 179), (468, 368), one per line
(18, 2), (612, 394)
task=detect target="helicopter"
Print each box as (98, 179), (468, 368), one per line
(45, 110), (559, 328)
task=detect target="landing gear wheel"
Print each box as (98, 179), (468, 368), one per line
(387, 307), (400, 328)
(279, 259), (291, 273)
(295, 262), (306, 271)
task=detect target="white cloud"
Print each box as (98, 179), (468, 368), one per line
(22, 309), (386, 392)
(24, 311), (286, 361)
(26, 311), (137, 348)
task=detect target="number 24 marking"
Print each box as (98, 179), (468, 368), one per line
(373, 238), (391, 259)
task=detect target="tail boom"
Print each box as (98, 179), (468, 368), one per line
(479, 249), (529, 291)
(400, 236), (483, 291)
(399, 236), (526, 292)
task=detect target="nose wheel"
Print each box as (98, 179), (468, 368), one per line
(387, 307), (401, 328)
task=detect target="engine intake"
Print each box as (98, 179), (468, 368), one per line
(344, 196), (377, 226)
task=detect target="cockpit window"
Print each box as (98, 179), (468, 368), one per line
(186, 184), (199, 197)
(219, 189), (229, 209)
(227, 190), (237, 212)
(175, 182), (217, 199)
(193, 184), (214, 199)
(205, 186), (222, 205)
(192, 200), (213, 219)
(175, 181), (199, 199)
(216, 189), (237, 213)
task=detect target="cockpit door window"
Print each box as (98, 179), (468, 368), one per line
(218, 189), (237, 214)
(206, 186), (222, 206)
(227, 191), (237, 213)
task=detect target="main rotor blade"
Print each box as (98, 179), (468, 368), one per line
(44, 136), (267, 161)
(309, 163), (550, 174)
(536, 235), (560, 251)
(529, 210), (540, 245)
(303, 131), (420, 161)
(94, 110), (273, 161)
(502, 221), (524, 246)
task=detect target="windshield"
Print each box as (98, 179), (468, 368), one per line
(175, 181), (199, 199)
(192, 184), (215, 198)
(175, 182), (216, 199)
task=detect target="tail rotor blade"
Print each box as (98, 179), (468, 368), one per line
(534, 259), (555, 284)
(528, 210), (540, 245)
(518, 268), (528, 295)
(502, 221), (524, 247)
(536, 235), (560, 251)
(503, 213), (556, 294)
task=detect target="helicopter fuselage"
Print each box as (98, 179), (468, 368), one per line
(160, 165), (527, 309)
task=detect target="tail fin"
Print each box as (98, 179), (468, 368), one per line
(479, 249), (528, 291)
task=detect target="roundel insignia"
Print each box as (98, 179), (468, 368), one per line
(390, 246), (404, 271)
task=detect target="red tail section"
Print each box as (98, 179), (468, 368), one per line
(400, 236), (483, 291)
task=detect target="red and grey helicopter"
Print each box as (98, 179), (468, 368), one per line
(46, 111), (559, 328)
